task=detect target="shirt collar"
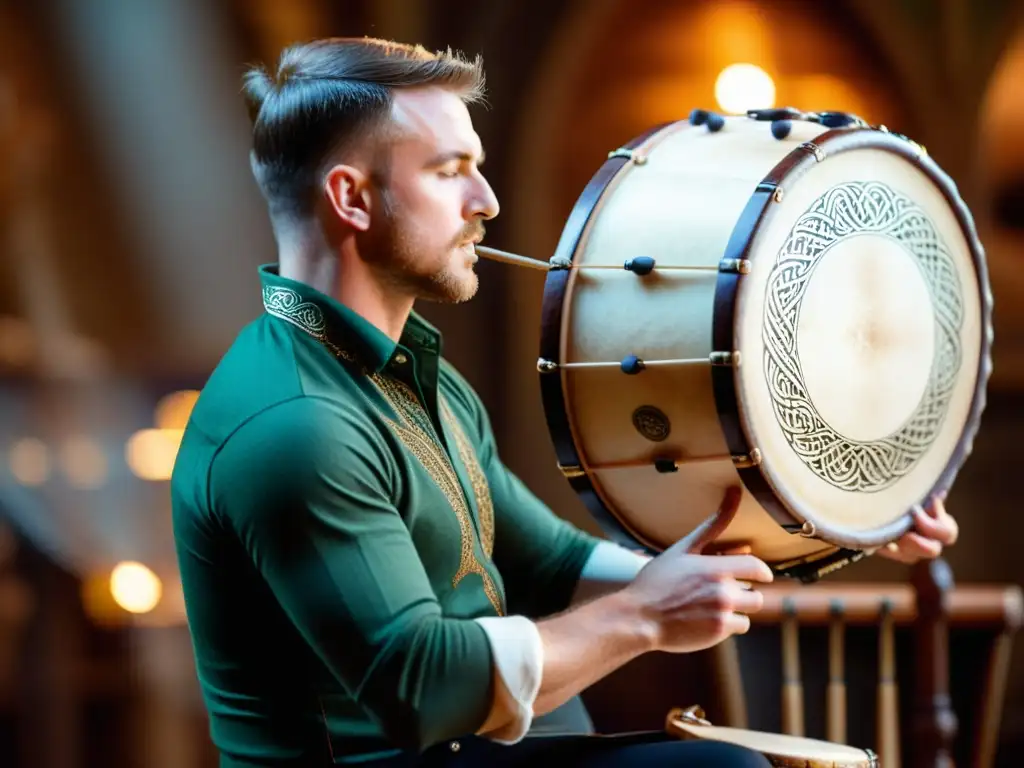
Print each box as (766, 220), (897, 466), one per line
(258, 264), (442, 374)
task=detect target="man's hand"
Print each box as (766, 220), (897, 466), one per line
(622, 487), (774, 654)
(876, 493), (958, 564)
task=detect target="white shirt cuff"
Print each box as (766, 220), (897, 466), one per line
(472, 615), (543, 744)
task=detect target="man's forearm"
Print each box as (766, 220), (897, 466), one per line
(533, 587), (655, 714)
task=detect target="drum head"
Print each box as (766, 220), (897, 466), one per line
(670, 720), (875, 768)
(730, 131), (988, 548)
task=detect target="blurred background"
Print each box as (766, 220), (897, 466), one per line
(0, 0), (1022, 765)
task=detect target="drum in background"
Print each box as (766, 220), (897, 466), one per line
(537, 108), (992, 582)
(665, 705), (878, 767)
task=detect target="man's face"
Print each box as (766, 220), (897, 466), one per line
(361, 86), (499, 304)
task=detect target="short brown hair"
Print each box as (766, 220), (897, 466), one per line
(242, 37), (486, 218)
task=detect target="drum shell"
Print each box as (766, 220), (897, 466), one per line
(539, 113), (992, 575)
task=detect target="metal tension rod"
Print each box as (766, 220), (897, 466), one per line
(475, 246), (750, 275)
(557, 449), (763, 479)
(537, 351), (739, 373)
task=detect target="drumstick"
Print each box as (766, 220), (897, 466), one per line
(474, 245), (552, 271)
(781, 597), (804, 736)
(827, 600), (846, 745)
(877, 599), (901, 768)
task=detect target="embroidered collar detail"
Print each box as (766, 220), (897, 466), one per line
(262, 285), (328, 340)
(258, 265), (441, 373)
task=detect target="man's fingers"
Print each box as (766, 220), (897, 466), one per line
(722, 611), (751, 636)
(728, 584), (765, 615)
(876, 543), (915, 564)
(705, 554), (774, 583)
(678, 486), (743, 554)
(914, 504), (958, 545)
(879, 533), (942, 563)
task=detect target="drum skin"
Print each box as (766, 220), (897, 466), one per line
(666, 706), (877, 768)
(538, 112), (992, 581)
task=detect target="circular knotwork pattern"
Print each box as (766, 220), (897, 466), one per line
(762, 181), (964, 492)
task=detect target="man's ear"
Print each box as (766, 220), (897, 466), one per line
(323, 164), (372, 231)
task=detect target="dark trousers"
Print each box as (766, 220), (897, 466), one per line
(395, 731), (773, 767)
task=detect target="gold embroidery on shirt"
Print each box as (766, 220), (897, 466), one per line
(371, 376), (502, 615)
(263, 286), (328, 337)
(441, 401), (494, 559)
(262, 285), (503, 614)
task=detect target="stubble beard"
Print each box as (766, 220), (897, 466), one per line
(371, 196), (479, 305)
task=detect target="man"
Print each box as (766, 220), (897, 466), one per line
(171, 37), (958, 767)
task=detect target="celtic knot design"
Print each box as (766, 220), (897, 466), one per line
(761, 181), (963, 492)
(262, 286), (327, 338)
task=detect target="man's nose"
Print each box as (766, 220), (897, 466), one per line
(468, 174), (500, 221)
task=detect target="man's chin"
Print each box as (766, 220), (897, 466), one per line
(416, 274), (478, 304)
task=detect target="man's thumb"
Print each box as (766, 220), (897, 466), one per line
(676, 485), (743, 554)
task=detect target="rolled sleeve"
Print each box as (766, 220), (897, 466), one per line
(209, 396), (495, 752)
(473, 615), (544, 743)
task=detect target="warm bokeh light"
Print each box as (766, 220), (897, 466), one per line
(715, 63), (775, 114)
(125, 428), (184, 481)
(59, 436), (108, 489)
(81, 571), (124, 626)
(9, 437), (50, 486)
(154, 389), (200, 430)
(0, 316), (35, 367)
(109, 561), (162, 614)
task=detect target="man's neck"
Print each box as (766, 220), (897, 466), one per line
(276, 223), (413, 343)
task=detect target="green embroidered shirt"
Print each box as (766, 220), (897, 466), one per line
(171, 265), (601, 766)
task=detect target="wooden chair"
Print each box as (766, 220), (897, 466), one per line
(710, 560), (1023, 767)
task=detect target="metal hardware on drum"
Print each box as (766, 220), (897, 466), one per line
(607, 147), (648, 164)
(673, 705), (712, 727)
(474, 246), (751, 276)
(799, 521), (817, 538)
(537, 349), (740, 374)
(799, 141), (826, 162)
(555, 448), (762, 480)
(745, 106), (868, 130)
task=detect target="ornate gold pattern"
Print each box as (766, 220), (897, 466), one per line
(442, 400), (494, 558)
(262, 285), (502, 614)
(371, 376), (502, 614)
